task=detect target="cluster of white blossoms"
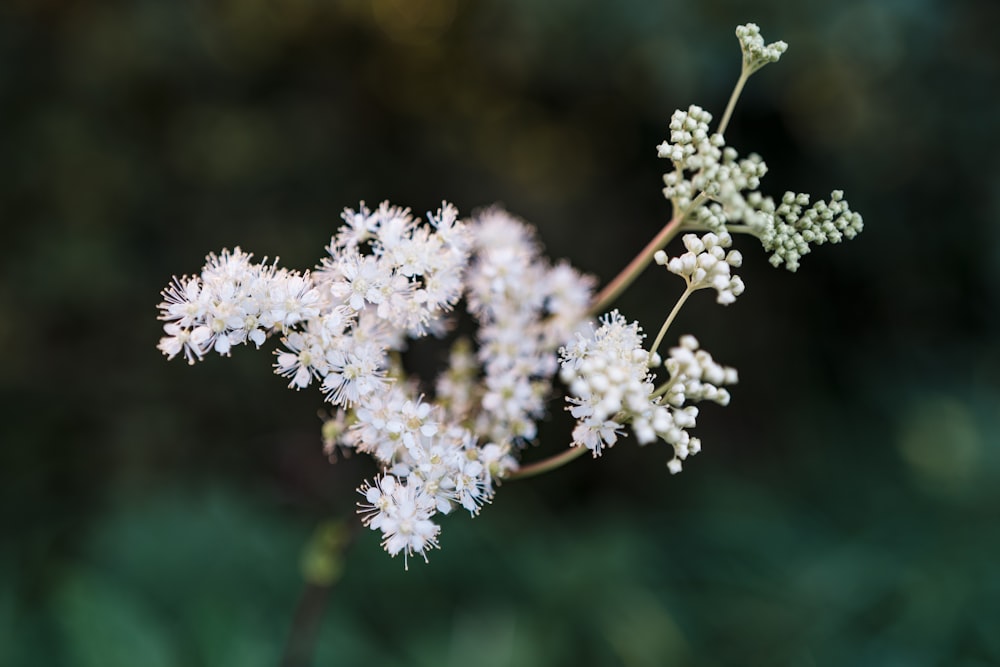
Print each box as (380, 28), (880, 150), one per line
(558, 312), (737, 473)
(157, 23), (863, 566)
(158, 203), (593, 566)
(157, 248), (324, 364)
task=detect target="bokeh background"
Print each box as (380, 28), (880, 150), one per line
(3, 0), (999, 665)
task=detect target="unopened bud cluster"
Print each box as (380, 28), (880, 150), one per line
(655, 231), (745, 304)
(736, 22), (788, 74)
(657, 24), (862, 272)
(756, 190), (865, 271)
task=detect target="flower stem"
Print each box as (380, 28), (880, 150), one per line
(590, 213), (683, 316)
(650, 284), (694, 357)
(717, 69), (750, 137)
(520, 204), (699, 481)
(506, 445), (589, 481)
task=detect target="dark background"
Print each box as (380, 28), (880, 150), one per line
(3, 0), (999, 665)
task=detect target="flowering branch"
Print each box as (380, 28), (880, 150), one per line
(155, 23), (862, 567)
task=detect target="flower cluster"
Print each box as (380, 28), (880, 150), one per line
(157, 203), (593, 566)
(464, 209), (595, 444)
(753, 190), (865, 271)
(157, 248), (323, 364)
(657, 104), (862, 271)
(657, 105), (722, 175)
(656, 25), (862, 272)
(664, 335), (738, 409)
(346, 386), (513, 566)
(736, 22), (788, 74)
(558, 312), (737, 472)
(270, 202), (473, 406)
(157, 23), (863, 566)
(655, 231), (744, 304)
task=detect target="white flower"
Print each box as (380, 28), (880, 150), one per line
(358, 474), (441, 568)
(331, 252), (387, 312)
(156, 248), (321, 363)
(560, 311), (736, 471)
(274, 331), (322, 389)
(334, 202), (378, 250)
(559, 311), (653, 456)
(478, 441), (519, 482)
(263, 271), (323, 329)
(321, 341), (389, 407)
(157, 321), (206, 365)
(464, 207), (592, 447)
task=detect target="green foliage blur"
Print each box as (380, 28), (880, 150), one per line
(2, 0), (999, 665)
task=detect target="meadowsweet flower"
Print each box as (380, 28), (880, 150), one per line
(466, 207), (594, 447)
(559, 311), (737, 471)
(158, 23), (863, 566)
(559, 311), (657, 455)
(320, 342), (389, 407)
(156, 248), (323, 364)
(358, 474), (440, 568)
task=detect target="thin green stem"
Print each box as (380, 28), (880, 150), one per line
(650, 284), (694, 358)
(505, 445), (588, 481)
(590, 214), (683, 316)
(717, 69), (750, 137)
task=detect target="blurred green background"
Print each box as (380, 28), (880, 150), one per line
(2, 0), (999, 665)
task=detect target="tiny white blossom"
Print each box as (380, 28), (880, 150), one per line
(321, 342), (389, 407)
(357, 474), (441, 568)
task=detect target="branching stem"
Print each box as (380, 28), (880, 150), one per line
(517, 65), (753, 481)
(506, 444), (588, 480)
(590, 213), (683, 316)
(650, 284), (694, 358)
